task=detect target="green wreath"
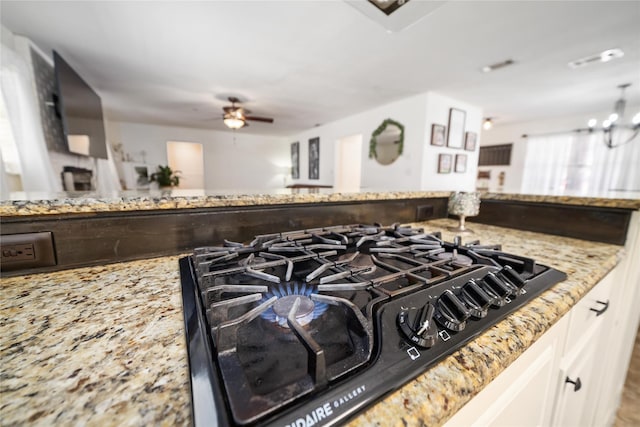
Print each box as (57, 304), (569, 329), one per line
(369, 118), (405, 160)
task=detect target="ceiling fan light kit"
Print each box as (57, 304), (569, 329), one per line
(223, 115), (246, 130)
(221, 97), (274, 130)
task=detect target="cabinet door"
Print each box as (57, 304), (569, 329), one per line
(553, 323), (601, 427)
(444, 316), (568, 427)
(562, 271), (613, 355)
(475, 344), (556, 427)
(552, 270), (614, 427)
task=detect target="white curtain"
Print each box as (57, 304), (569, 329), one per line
(94, 142), (123, 193)
(1, 40), (61, 193)
(522, 131), (640, 195)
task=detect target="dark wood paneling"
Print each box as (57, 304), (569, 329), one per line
(0, 198), (448, 276)
(469, 200), (631, 245)
(4, 197), (630, 277)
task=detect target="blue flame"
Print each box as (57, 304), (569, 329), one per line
(260, 281), (329, 323)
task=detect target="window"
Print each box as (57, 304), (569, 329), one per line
(479, 144), (512, 166)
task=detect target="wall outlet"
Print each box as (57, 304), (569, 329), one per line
(0, 232), (56, 272)
(2, 243), (35, 261)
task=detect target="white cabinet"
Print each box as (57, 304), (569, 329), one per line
(593, 210), (640, 427)
(445, 213), (640, 427)
(444, 315), (569, 427)
(552, 272), (613, 427)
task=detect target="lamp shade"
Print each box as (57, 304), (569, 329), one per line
(448, 192), (481, 217)
(223, 116), (246, 129)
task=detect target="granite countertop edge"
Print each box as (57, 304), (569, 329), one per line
(0, 220), (625, 426)
(1, 191), (638, 216)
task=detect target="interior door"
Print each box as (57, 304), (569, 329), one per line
(167, 141), (204, 189)
(334, 134), (362, 192)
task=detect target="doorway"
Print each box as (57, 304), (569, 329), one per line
(334, 134), (362, 192)
(167, 141), (204, 189)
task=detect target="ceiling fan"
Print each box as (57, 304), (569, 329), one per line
(222, 97), (274, 130)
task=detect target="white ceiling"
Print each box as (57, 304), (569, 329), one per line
(1, 1), (639, 136)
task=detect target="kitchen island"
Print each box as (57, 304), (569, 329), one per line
(2, 189), (637, 275)
(0, 217), (630, 426)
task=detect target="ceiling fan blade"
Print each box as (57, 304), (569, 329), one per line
(245, 115), (274, 123)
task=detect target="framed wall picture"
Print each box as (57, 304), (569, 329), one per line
(291, 142), (300, 179)
(309, 137), (320, 180)
(438, 154), (452, 174)
(447, 108), (466, 149)
(455, 154), (468, 173)
(465, 132), (477, 151)
(430, 124), (446, 146)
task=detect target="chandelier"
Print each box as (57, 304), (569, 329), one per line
(587, 83), (640, 148)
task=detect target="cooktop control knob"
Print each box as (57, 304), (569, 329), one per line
(498, 265), (527, 294)
(397, 302), (438, 348)
(435, 290), (470, 332)
(460, 279), (494, 318)
(480, 272), (513, 307)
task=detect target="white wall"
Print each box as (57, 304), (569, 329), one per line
(105, 90), (484, 194)
(421, 92), (482, 191)
(288, 91), (483, 192)
(106, 121), (290, 191)
(288, 94), (429, 191)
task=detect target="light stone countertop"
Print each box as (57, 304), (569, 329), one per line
(480, 191), (640, 210)
(1, 189), (638, 216)
(0, 219), (624, 426)
(0, 190), (451, 216)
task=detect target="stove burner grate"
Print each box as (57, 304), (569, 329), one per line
(180, 223), (566, 426)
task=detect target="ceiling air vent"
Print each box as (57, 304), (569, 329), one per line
(481, 59), (515, 73)
(569, 48), (624, 69)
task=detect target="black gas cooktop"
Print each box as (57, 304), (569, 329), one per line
(179, 224), (566, 426)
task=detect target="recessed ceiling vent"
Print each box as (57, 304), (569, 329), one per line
(368, 0), (410, 16)
(569, 48), (624, 69)
(346, 0), (446, 32)
(481, 59), (515, 73)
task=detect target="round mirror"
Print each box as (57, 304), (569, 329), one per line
(369, 119), (404, 165)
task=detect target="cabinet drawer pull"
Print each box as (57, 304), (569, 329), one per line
(565, 376), (582, 392)
(589, 300), (609, 316)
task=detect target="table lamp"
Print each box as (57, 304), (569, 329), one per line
(448, 192), (481, 233)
